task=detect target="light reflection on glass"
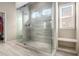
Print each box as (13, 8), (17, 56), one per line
(43, 22), (46, 29)
(42, 9), (51, 16)
(32, 12), (41, 18)
(24, 15), (29, 24)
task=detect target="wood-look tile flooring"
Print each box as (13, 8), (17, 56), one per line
(0, 40), (51, 56)
(0, 40), (31, 56)
(0, 40), (76, 56)
(55, 50), (77, 56)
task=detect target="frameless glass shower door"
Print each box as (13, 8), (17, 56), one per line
(30, 2), (52, 55)
(17, 2), (56, 56)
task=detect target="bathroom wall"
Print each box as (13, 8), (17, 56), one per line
(76, 2), (79, 55)
(58, 3), (76, 39)
(0, 2), (16, 41)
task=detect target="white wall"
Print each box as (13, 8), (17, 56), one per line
(76, 3), (79, 55)
(0, 2), (16, 41)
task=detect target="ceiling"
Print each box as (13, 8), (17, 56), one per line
(16, 2), (29, 8)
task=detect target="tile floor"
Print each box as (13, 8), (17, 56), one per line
(0, 40), (77, 56)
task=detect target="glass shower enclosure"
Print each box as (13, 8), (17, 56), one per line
(17, 2), (56, 56)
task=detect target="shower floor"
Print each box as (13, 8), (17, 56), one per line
(17, 40), (52, 55)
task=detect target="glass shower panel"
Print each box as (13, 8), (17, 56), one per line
(22, 6), (31, 42)
(30, 2), (52, 55)
(17, 2), (56, 56)
(16, 10), (23, 41)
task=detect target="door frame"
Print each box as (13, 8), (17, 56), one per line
(51, 2), (59, 55)
(0, 11), (6, 43)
